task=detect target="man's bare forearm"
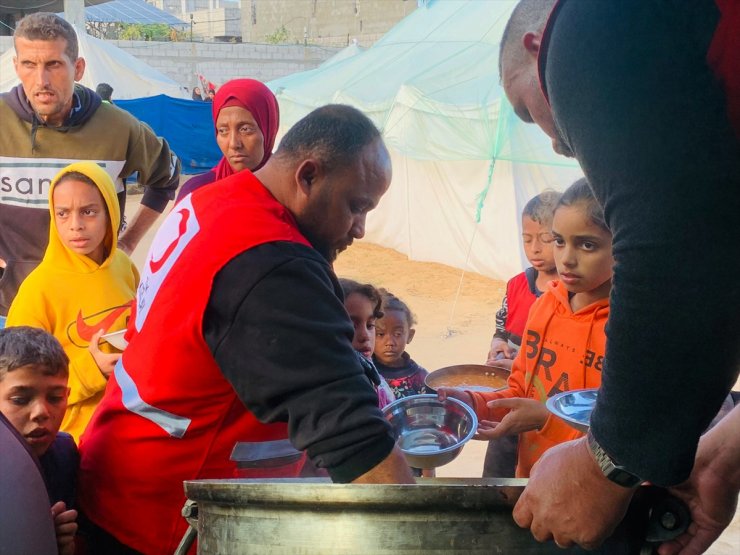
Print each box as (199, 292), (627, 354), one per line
(351, 446), (415, 484)
(118, 205), (164, 256)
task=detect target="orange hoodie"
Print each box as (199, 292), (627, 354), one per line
(469, 279), (609, 477)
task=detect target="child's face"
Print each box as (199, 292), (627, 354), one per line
(374, 309), (415, 367)
(53, 178), (109, 265)
(344, 292), (377, 359)
(521, 215), (556, 273)
(551, 204), (614, 295)
(0, 366), (69, 457)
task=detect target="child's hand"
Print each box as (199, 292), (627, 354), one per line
(51, 501), (78, 555)
(436, 387), (474, 409)
(488, 357), (514, 372)
(89, 329), (122, 378)
(476, 398), (550, 439)
(486, 338), (515, 364)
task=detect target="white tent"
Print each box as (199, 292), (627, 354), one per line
(269, 0), (582, 281)
(0, 27), (187, 100)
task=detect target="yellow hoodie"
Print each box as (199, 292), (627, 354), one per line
(7, 161), (139, 442)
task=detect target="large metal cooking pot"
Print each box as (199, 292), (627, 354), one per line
(183, 478), (687, 554)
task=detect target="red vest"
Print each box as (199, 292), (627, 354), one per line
(708, 0), (740, 137)
(78, 172), (311, 554)
(504, 271), (538, 343)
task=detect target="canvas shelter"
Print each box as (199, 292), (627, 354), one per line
(0, 26), (188, 100)
(269, 0), (583, 282)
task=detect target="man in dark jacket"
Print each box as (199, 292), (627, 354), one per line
(497, 1), (740, 553)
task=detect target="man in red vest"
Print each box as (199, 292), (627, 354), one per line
(77, 105), (414, 554)
(497, 1), (740, 554)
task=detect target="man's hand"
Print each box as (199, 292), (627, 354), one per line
(117, 204), (162, 256)
(89, 329), (122, 378)
(51, 501), (78, 555)
(658, 404), (740, 555)
(475, 398), (549, 440)
(513, 436), (635, 549)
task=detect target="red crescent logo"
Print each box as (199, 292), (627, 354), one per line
(149, 208), (190, 273)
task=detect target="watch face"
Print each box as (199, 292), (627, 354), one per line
(609, 468), (642, 488)
(587, 431), (642, 487)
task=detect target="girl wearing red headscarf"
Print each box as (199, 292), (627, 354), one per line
(177, 79), (279, 201)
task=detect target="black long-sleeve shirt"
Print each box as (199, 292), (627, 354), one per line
(203, 241), (396, 483)
(543, 0), (740, 485)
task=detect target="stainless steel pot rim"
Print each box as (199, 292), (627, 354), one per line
(184, 477), (528, 508)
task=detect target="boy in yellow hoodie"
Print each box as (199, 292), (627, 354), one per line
(7, 162), (139, 443)
(439, 179), (613, 477)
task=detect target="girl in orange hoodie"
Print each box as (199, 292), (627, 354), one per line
(440, 178), (614, 477)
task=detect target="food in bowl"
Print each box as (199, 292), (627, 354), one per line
(425, 364), (508, 392)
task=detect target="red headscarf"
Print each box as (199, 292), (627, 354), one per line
(212, 79), (280, 180)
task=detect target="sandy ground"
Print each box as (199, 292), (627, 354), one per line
(127, 191), (738, 553)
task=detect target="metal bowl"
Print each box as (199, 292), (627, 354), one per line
(382, 394), (478, 469)
(101, 329), (127, 350)
(545, 388), (598, 433)
(425, 364), (509, 393)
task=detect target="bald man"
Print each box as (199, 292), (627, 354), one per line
(497, 1), (740, 553)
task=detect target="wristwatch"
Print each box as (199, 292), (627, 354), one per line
(586, 430), (643, 488)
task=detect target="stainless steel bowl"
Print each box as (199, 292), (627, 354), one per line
(545, 388), (598, 433)
(382, 394), (478, 468)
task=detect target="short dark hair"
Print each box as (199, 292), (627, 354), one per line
(522, 189), (561, 226)
(0, 327), (69, 380)
(498, 0), (556, 78)
(556, 178), (609, 232)
(339, 278), (383, 319)
(379, 288), (416, 328)
(275, 104), (382, 174)
(14, 12), (78, 61)
(96, 83), (113, 101)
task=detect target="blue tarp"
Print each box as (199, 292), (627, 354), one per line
(115, 95), (219, 174)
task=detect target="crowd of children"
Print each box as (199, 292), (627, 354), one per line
(441, 178), (614, 477)
(1, 162), (137, 555)
(482, 190), (561, 478)
(5, 162), (138, 443)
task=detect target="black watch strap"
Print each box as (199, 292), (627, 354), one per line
(586, 430), (642, 488)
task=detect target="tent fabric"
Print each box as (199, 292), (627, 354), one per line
(0, 26), (188, 100)
(115, 95), (220, 174)
(268, 0), (582, 281)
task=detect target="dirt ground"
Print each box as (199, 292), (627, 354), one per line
(128, 193), (738, 554)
